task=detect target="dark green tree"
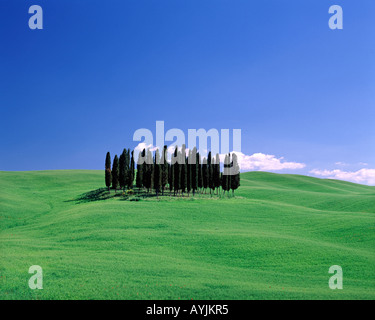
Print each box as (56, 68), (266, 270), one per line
(125, 149), (130, 188)
(168, 162), (174, 194)
(127, 150), (135, 189)
(150, 153), (154, 192)
(223, 153), (232, 196)
(119, 149), (126, 191)
(202, 157), (208, 193)
(142, 148), (148, 189)
(220, 172), (223, 196)
(144, 149), (153, 193)
(193, 148), (199, 195)
(215, 153), (221, 195)
(180, 144), (187, 194)
(105, 152), (112, 192)
(208, 152), (214, 195)
(112, 155), (119, 192)
(173, 146), (180, 195)
(161, 145), (169, 195)
(136, 150), (143, 191)
(186, 150), (192, 196)
(222, 154), (229, 194)
(154, 149), (161, 197)
(198, 153), (203, 193)
(230, 153), (240, 196)
(227, 153), (232, 194)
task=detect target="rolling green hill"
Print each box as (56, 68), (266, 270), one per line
(1, 170), (374, 300)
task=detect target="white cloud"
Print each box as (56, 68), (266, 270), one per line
(134, 142), (159, 152)
(335, 161), (348, 166)
(334, 161), (369, 167)
(310, 168), (375, 186)
(134, 146), (305, 171)
(222, 152), (305, 171)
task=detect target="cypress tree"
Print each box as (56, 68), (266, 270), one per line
(220, 172), (223, 197)
(202, 157), (208, 193)
(215, 153), (221, 194)
(177, 151), (183, 194)
(105, 152), (112, 192)
(121, 149), (127, 190)
(168, 162), (174, 194)
(125, 149), (130, 188)
(180, 144), (187, 194)
(119, 153), (123, 190)
(127, 150), (135, 190)
(142, 148), (148, 189)
(192, 148), (199, 195)
(198, 153), (203, 193)
(223, 153), (232, 196)
(112, 155), (119, 192)
(144, 149), (153, 193)
(208, 152), (213, 195)
(211, 157), (216, 194)
(154, 149), (161, 197)
(119, 149), (126, 191)
(173, 147), (180, 195)
(150, 153), (154, 192)
(222, 154), (229, 194)
(161, 145), (168, 195)
(136, 151), (143, 192)
(231, 153), (240, 196)
(186, 150), (192, 196)
(227, 153), (232, 195)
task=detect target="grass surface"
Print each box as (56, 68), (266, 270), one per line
(1, 170), (374, 300)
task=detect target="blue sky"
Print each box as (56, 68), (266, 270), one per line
(1, 0), (374, 184)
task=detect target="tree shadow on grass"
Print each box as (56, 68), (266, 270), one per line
(67, 188), (201, 204)
(66, 188), (120, 204)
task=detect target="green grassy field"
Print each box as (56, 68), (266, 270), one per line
(1, 170), (374, 300)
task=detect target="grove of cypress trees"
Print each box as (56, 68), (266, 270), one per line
(112, 155), (119, 192)
(105, 145), (240, 198)
(105, 152), (112, 192)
